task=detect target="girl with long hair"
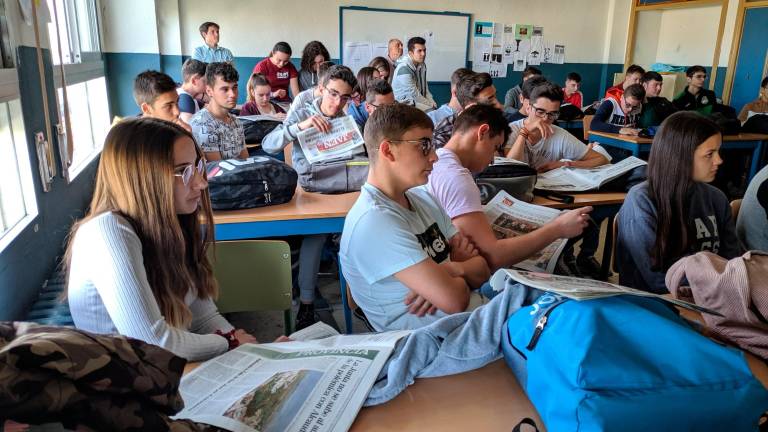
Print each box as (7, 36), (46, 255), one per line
(616, 111), (742, 293)
(298, 40), (331, 91)
(369, 56), (393, 83)
(66, 118), (257, 361)
(241, 73), (286, 119)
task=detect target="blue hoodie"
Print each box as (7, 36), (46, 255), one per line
(347, 101), (368, 133)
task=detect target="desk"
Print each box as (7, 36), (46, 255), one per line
(588, 131), (768, 181)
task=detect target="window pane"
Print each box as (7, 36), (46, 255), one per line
(0, 102), (25, 234)
(66, 81), (95, 167)
(86, 77), (108, 151)
(47, 0), (72, 65)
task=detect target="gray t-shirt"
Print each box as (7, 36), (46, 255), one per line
(737, 165), (768, 251)
(190, 108), (246, 159)
(506, 119), (589, 169)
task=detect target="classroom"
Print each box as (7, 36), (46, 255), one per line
(1, 0), (768, 430)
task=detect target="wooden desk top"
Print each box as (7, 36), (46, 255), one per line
(350, 360), (542, 431)
(213, 187), (360, 224)
(589, 130), (768, 144)
(532, 191), (627, 209)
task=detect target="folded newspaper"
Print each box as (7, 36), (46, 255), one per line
(297, 116), (365, 164)
(535, 156), (646, 192)
(491, 268), (722, 316)
(239, 114), (285, 122)
(174, 325), (410, 432)
(484, 190), (566, 273)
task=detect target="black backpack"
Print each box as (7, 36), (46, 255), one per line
(709, 112), (741, 135)
(206, 156), (297, 210)
(240, 117), (283, 144)
(743, 114), (768, 134)
(558, 104), (585, 121)
(475, 163), (537, 203)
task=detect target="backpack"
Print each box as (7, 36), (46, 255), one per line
(300, 154), (369, 194)
(743, 114), (768, 134)
(710, 112), (742, 135)
(240, 117), (283, 144)
(206, 156), (297, 210)
(475, 163), (537, 203)
(558, 104), (585, 121)
(502, 294), (768, 431)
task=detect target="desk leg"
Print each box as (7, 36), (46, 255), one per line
(337, 254), (353, 334)
(599, 214), (616, 281)
(749, 140), (763, 183)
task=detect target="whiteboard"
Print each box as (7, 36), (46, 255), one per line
(340, 7), (471, 82)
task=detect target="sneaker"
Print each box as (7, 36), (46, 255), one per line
(576, 255), (611, 280)
(353, 307), (375, 332)
(295, 303), (318, 331)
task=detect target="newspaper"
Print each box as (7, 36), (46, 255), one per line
(492, 268), (722, 316)
(288, 322), (340, 342)
(239, 114), (285, 123)
(297, 116), (365, 164)
(174, 330), (410, 432)
(492, 156), (528, 166)
(483, 190), (566, 273)
(535, 156), (646, 192)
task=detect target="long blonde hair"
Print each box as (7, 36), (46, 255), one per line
(66, 117), (217, 327)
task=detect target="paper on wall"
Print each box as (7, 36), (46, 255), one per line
(489, 22), (506, 78)
(343, 42), (372, 75)
(527, 35), (544, 66)
(515, 24), (533, 40)
(472, 21), (494, 73)
(541, 41), (555, 64)
(502, 25), (517, 65)
(533, 26), (543, 37)
(512, 51), (527, 72)
(372, 42), (388, 60)
(553, 44), (566, 64)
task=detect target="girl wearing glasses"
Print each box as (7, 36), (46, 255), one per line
(66, 118), (258, 361)
(616, 112), (742, 294)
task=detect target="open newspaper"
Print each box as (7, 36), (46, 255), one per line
(174, 328), (410, 432)
(484, 190), (566, 273)
(535, 156), (646, 192)
(297, 116), (365, 164)
(239, 114), (285, 122)
(491, 268), (722, 316)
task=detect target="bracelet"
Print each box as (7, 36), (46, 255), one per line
(519, 128), (531, 139)
(215, 329), (240, 350)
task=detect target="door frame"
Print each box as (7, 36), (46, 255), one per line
(723, 0), (768, 103)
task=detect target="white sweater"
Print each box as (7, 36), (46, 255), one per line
(67, 212), (231, 361)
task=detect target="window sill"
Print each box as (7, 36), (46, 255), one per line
(67, 146), (102, 181)
(0, 213), (38, 254)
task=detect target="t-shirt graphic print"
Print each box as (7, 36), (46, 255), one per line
(415, 223), (451, 263)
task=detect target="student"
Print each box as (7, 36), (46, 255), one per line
(298, 41), (331, 92)
(563, 72), (583, 109)
(428, 67), (473, 126)
(286, 61), (334, 119)
(133, 70), (190, 132)
(262, 65), (359, 330)
(428, 104), (591, 271)
(387, 38), (403, 66)
(392, 37), (436, 112)
(177, 59), (207, 124)
(241, 73), (287, 119)
(736, 165), (768, 251)
(190, 62), (248, 161)
(340, 104), (491, 331)
(433, 72), (501, 148)
(253, 42), (300, 103)
(617, 112), (741, 293)
(504, 66), (542, 112)
(590, 83), (645, 135)
(192, 22), (233, 63)
(349, 79), (395, 133)
(639, 71), (677, 128)
(352, 66), (380, 106)
(66, 118), (256, 361)
(738, 76), (768, 123)
(674, 66), (717, 115)
(604, 64), (645, 103)
(506, 74), (549, 122)
(369, 56), (394, 83)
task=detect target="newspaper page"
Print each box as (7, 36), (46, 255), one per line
(535, 156), (646, 192)
(492, 156), (528, 166)
(297, 116), (365, 164)
(483, 190), (566, 273)
(239, 114), (285, 123)
(174, 331), (410, 432)
(289, 322), (340, 342)
(491, 268), (721, 316)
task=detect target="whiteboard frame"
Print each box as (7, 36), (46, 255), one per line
(339, 6), (472, 84)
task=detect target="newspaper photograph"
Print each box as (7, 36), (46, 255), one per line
(491, 268), (721, 316)
(297, 116), (365, 164)
(483, 190), (566, 273)
(174, 330), (410, 432)
(535, 156), (646, 192)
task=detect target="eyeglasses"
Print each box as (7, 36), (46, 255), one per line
(369, 100), (397, 108)
(325, 88), (352, 104)
(692, 74), (707, 80)
(389, 137), (435, 156)
(622, 99), (641, 111)
(531, 105), (560, 120)
(174, 158), (205, 186)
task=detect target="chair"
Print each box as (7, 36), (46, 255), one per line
(611, 215), (619, 274)
(582, 115), (594, 141)
(209, 240), (293, 334)
(730, 199), (742, 220)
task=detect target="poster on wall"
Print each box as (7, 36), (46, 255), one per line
(489, 22), (507, 78)
(512, 51), (527, 72)
(502, 25), (517, 65)
(515, 24), (533, 40)
(344, 42), (373, 75)
(528, 34), (543, 66)
(553, 44), (566, 64)
(472, 21), (494, 73)
(542, 41), (555, 64)
(533, 26), (543, 37)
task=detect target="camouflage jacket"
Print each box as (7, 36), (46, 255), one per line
(0, 322), (207, 431)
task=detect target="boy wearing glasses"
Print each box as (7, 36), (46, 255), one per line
(591, 83), (646, 136)
(262, 64), (359, 330)
(674, 65), (716, 115)
(350, 79), (395, 133)
(340, 104), (490, 331)
(428, 104), (591, 271)
(190, 62), (248, 161)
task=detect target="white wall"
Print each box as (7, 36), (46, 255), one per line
(655, 5), (721, 66)
(99, 0), (159, 53)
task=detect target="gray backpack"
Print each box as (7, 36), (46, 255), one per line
(299, 154), (369, 194)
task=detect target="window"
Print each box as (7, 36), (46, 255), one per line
(47, 0), (109, 179)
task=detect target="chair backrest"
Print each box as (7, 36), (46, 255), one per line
(730, 199), (742, 220)
(612, 214), (619, 274)
(582, 115), (594, 141)
(209, 240), (293, 314)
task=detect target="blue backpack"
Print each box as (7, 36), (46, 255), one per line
(502, 294), (768, 431)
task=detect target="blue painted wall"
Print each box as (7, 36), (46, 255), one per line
(0, 46), (98, 320)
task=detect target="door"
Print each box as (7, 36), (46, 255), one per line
(731, 7), (768, 113)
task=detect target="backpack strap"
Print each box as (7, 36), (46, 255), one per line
(512, 417), (541, 432)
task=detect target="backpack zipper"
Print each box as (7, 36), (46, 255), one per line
(526, 298), (567, 350)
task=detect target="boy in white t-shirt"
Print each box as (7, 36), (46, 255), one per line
(340, 104), (490, 331)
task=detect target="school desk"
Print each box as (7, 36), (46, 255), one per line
(587, 131), (768, 181)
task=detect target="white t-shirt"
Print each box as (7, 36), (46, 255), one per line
(506, 119), (590, 169)
(340, 183), (458, 331)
